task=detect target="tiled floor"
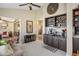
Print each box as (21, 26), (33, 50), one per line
(22, 40), (66, 56)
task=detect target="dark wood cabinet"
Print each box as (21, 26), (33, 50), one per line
(43, 35), (48, 44)
(58, 38), (66, 51)
(43, 35), (53, 46)
(47, 35), (53, 46)
(44, 14), (67, 51)
(52, 37), (58, 48)
(24, 34), (36, 43)
(43, 34), (66, 52)
(73, 38), (79, 51)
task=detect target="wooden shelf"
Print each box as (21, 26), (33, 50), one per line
(45, 14), (66, 27)
(73, 8), (79, 35)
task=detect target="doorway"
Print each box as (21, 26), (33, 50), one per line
(37, 20), (43, 41)
(14, 20), (20, 43)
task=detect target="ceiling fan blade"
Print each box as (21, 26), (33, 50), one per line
(19, 4), (28, 6)
(31, 3), (41, 8)
(29, 6), (32, 10)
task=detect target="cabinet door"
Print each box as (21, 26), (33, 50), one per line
(73, 38), (79, 51)
(47, 35), (53, 46)
(52, 37), (58, 48)
(59, 39), (66, 51)
(43, 35), (48, 44)
(31, 35), (36, 41)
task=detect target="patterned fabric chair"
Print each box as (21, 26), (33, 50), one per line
(7, 37), (24, 56)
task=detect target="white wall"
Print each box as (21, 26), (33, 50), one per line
(7, 22), (14, 32)
(42, 3), (66, 17)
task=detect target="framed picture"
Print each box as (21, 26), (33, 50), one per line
(26, 21), (33, 33)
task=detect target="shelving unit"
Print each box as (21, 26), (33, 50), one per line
(45, 17), (55, 26)
(73, 8), (79, 56)
(45, 14), (66, 27)
(73, 8), (79, 35)
(56, 14), (66, 27)
(44, 14), (67, 52)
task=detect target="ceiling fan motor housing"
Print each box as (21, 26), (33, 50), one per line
(19, 3), (41, 10)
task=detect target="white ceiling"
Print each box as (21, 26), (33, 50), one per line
(0, 3), (45, 10)
(0, 3), (46, 21)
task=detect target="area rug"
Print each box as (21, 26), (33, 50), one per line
(43, 45), (58, 53)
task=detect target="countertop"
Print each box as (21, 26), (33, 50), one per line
(73, 35), (79, 38)
(44, 34), (66, 39)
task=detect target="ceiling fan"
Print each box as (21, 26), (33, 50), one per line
(19, 3), (41, 10)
